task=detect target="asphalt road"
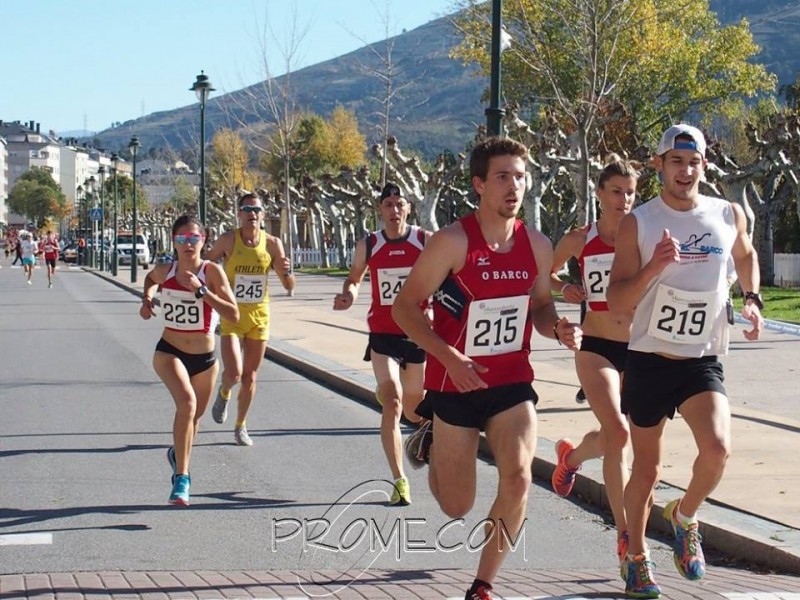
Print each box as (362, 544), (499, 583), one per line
(0, 265), (680, 576)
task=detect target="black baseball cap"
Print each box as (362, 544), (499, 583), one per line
(379, 182), (403, 200)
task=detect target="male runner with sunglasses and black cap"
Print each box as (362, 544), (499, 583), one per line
(205, 193), (295, 446)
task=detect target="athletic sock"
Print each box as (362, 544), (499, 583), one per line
(676, 501), (698, 526)
(235, 420), (246, 429)
(220, 388), (231, 400)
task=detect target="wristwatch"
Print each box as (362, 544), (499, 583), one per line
(195, 285), (208, 299)
(744, 291), (764, 310)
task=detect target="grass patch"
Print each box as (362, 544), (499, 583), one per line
(732, 286), (800, 324)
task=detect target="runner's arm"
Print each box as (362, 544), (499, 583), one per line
(203, 231), (232, 263)
(203, 263), (240, 323)
(529, 229), (581, 350)
(140, 264), (170, 319)
(266, 235), (295, 292)
(606, 214), (674, 313)
(550, 228), (586, 304)
(392, 226), (488, 388)
(730, 202), (763, 340)
(333, 238), (368, 310)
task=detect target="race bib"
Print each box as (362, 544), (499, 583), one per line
(647, 284), (718, 344)
(582, 253), (614, 303)
(465, 295), (529, 357)
(234, 273), (267, 303)
(377, 267), (411, 306)
(161, 288), (205, 331)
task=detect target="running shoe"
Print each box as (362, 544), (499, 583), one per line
(235, 426), (253, 446)
(48, 282), (53, 288)
(617, 531), (630, 580)
(404, 420), (432, 469)
(465, 583), (493, 600)
(664, 499), (705, 580)
(169, 474), (191, 506)
(624, 554), (661, 598)
(389, 477), (411, 506)
(212, 389), (229, 424)
(575, 388), (587, 404)
(551, 438), (579, 497)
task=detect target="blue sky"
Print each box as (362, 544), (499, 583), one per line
(2, 0), (456, 135)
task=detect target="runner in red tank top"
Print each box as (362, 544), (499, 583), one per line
(140, 215), (238, 506)
(548, 155), (639, 571)
(333, 182), (432, 507)
(393, 137), (581, 600)
(41, 231), (59, 288)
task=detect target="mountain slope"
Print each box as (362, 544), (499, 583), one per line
(88, 2), (800, 158)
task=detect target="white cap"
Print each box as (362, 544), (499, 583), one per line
(656, 124), (706, 157)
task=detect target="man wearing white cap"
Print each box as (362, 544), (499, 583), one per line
(607, 124), (763, 598)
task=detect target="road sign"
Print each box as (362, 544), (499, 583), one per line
(89, 208), (103, 221)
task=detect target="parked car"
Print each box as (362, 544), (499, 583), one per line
(61, 243), (78, 263)
(116, 231), (150, 267)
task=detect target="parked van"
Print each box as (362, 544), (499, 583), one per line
(116, 230), (150, 266)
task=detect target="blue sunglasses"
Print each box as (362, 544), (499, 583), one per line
(173, 234), (204, 245)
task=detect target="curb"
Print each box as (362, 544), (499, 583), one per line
(87, 268), (800, 576)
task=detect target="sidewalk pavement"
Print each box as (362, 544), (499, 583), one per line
(86, 267), (800, 578)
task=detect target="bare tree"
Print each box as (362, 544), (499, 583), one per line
(223, 5), (311, 269)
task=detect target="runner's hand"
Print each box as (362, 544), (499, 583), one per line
(140, 296), (155, 320)
(333, 291), (353, 310)
(446, 356), (489, 392)
(741, 303), (763, 341)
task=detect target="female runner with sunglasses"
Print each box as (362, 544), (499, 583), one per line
(140, 215), (239, 505)
(205, 193), (295, 446)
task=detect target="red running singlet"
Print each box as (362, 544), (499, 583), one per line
(425, 213), (537, 392)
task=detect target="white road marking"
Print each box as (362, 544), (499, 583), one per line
(724, 594), (800, 600)
(0, 533), (53, 546)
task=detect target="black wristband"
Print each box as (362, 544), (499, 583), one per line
(553, 323), (562, 346)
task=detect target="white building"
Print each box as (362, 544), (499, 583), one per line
(0, 138), (8, 229)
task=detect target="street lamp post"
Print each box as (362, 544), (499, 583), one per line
(88, 175), (96, 268)
(190, 71), (214, 226)
(129, 135), (140, 284)
(76, 184), (83, 263)
(98, 165), (106, 271)
(111, 153), (119, 276)
(486, 0), (505, 136)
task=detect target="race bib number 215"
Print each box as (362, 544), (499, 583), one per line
(464, 295), (529, 357)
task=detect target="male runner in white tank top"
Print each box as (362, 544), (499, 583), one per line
(607, 124), (763, 599)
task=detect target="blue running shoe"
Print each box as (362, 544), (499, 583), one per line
(664, 499), (705, 580)
(169, 474), (191, 506)
(624, 554), (661, 598)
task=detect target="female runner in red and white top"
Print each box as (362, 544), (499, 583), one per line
(140, 215), (238, 506)
(548, 154), (639, 566)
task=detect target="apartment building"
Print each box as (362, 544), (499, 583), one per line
(0, 138), (8, 228)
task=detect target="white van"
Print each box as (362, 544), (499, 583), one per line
(116, 231), (150, 267)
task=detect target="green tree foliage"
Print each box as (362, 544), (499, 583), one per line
(7, 168), (68, 226)
(263, 107), (367, 182)
(102, 173), (148, 215)
(168, 176), (198, 212)
(452, 0), (776, 225)
(454, 0), (774, 139)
